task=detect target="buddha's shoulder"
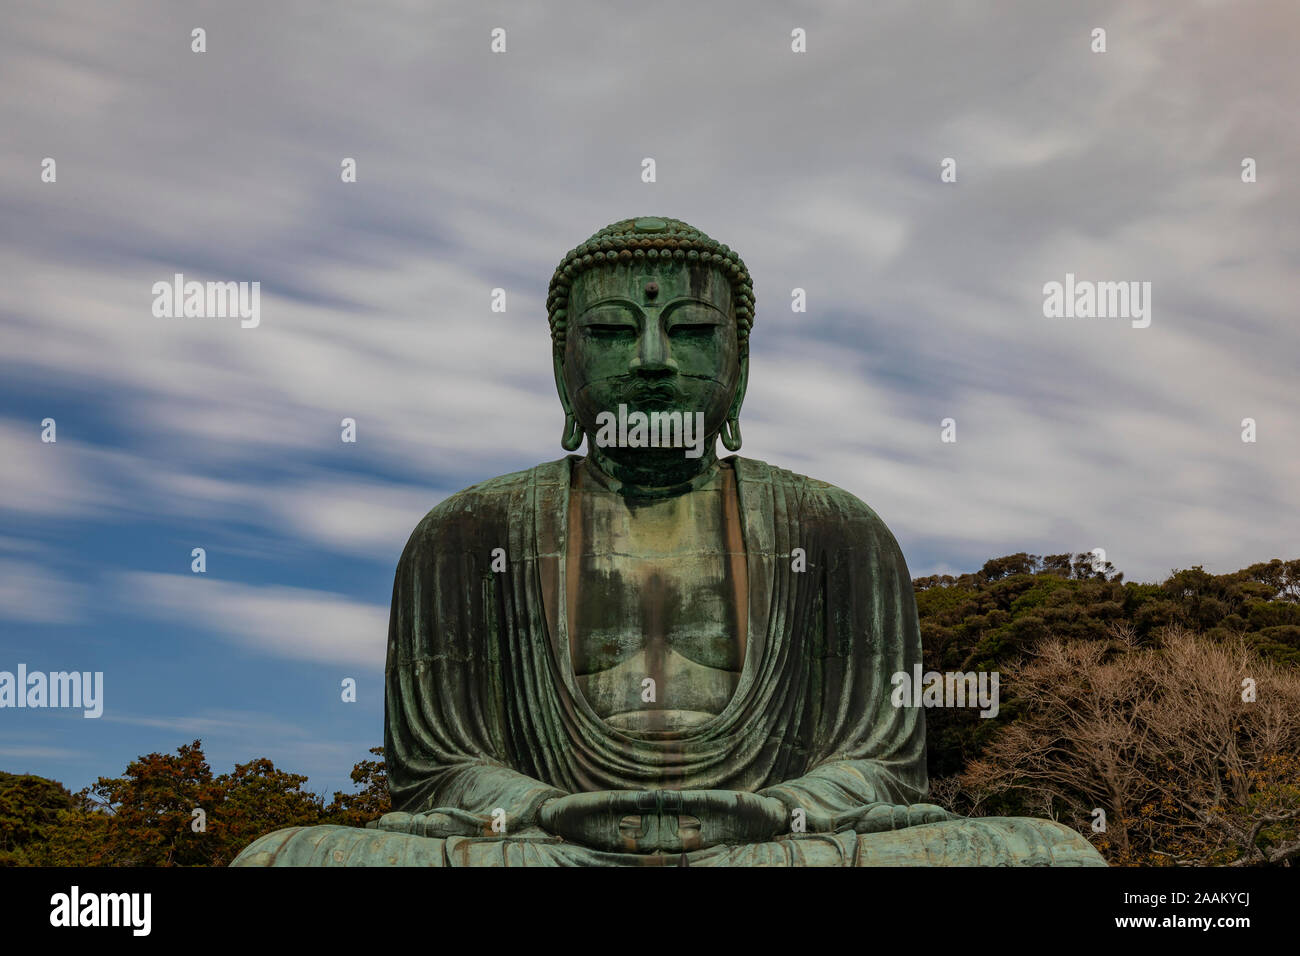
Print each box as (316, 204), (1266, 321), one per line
(731, 456), (901, 541)
(402, 458), (570, 539)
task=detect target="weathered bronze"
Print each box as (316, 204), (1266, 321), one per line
(233, 217), (1106, 866)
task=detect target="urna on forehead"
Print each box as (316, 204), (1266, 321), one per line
(569, 258), (734, 312)
(546, 215), (756, 354)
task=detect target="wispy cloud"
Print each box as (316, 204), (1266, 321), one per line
(0, 558), (85, 624)
(117, 573), (387, 670)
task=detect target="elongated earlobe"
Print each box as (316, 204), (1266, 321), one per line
(554, 352), (583, 451)
(561, 412), (583, 451)
(720, 355), (748, 452)
(720, 416), (742, 451)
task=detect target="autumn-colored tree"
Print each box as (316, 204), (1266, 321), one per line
(209, 756), (327, 865)
(325, 746), (390, 828)
(958, 628), (1300, 865)
(27, 741), (387, 865)
(85, 739), (228, 866)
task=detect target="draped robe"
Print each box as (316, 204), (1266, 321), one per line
(232, 456), (1106, 866)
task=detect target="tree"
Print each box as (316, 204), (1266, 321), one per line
(212, 757), (327, 864)
(959, 628), (1300, 865)
(325, 747), (390, 827)
(0, 772), (79, 865)
(86, 739), (227, 866)
(915, 553), (1300, 779)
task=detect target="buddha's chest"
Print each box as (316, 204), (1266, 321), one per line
(567, 475), (747, 731)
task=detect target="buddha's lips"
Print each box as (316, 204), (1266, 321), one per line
(625, 382), (679, 407)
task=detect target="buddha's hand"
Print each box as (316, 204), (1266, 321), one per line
(668, 790), (789, 852)
(832, 802), (958, 834)
(376, 808), (495, 838)
(538, 791), (654, 852)
(539, 789), (787, 854)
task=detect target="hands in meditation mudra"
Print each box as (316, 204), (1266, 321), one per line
(234, 217), (1105, 866)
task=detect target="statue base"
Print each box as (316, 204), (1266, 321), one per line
(232, 817), (1107, 867)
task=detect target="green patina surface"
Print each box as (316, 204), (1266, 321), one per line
(233, 218), (1106, 867)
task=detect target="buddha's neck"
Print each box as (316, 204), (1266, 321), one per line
(584, 442), (721, 498)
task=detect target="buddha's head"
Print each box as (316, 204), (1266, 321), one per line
(547, 217), (755, 484)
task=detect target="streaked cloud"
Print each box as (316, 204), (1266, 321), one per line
(118, 573), (387, 670)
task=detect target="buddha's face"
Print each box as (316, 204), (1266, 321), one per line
(562, 261), (741, 457)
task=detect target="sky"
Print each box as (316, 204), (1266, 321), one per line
(2, 0), (1297, 798)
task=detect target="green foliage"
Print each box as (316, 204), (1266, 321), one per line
(917, 554), (1300, 779)
(0, 772), (74, 865)
(1, 742), (387, 866)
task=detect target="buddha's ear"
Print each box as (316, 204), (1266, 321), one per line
(553, 352), (583, 451)
(552, 351), (570, 412)
(727, 352), (749, 424)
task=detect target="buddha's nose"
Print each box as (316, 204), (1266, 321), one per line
(630, 324), (677, 376)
